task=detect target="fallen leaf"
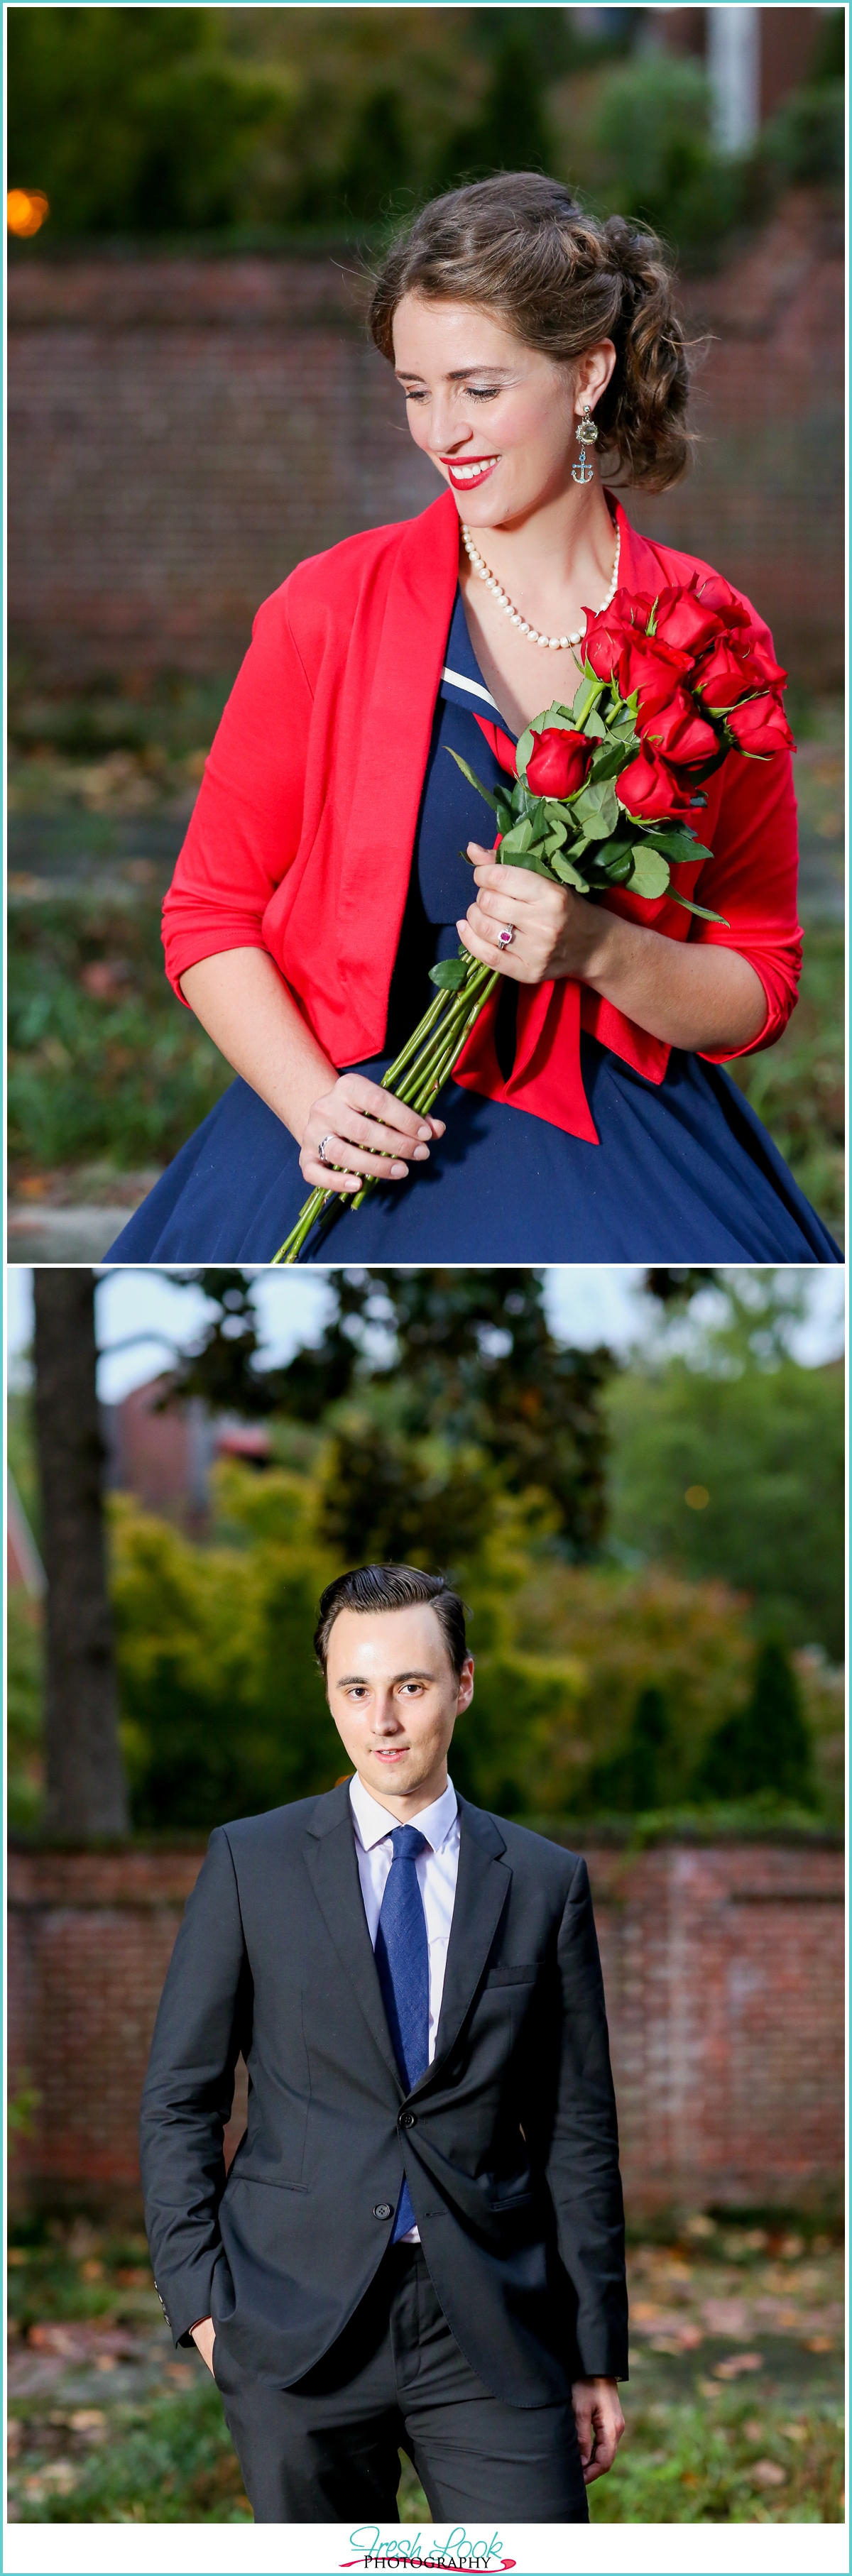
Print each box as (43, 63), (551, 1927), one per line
(713, 2352), (764, 2380)
(752, 2460), (787, 2488)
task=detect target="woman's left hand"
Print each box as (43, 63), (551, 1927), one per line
(458, 843), (606, 986)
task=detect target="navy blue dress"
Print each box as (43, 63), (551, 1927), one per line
(108, 592), (840, 1265)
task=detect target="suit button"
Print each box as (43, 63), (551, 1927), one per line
(373, 2203), (392, 2220)
(400, 2111), (417, 2128)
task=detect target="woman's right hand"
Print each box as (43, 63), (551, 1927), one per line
(300, 1073), (444, 1194)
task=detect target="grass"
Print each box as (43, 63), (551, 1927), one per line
(9, 890), (232, 1175)
(8, 2215), (844, 2525)
(589, 2391), (844, 2522)
(9, 2380), (252, 2523)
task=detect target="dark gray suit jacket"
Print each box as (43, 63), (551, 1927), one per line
(139, 1785), (628, 2404)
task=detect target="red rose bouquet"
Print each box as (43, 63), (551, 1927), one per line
(275, 573), (792, 1261)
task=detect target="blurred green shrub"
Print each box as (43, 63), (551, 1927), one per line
(760, 81), (845, 190)
(9, 6), (842, 256)
(8, 6), (289, 235)
(606, 1325), (844, 1664)
(106, 1453), (840, 1835)
(694, 1638), (816, 1805)
(429, 28), (553, 197)
(112, 1467), (339, 1831)
(588, 1683), (675, 1815)
(591, 55), (746, 258)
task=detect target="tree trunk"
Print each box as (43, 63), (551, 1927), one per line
(33, 1269), (129, 1840)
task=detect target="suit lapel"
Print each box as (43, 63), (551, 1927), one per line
(303, 1788), (400, 2089)
(422, 1799), (512, 2086)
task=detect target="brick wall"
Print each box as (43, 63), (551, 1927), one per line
(8, 187), (843, 691)
(9, 1836), (843, 2223)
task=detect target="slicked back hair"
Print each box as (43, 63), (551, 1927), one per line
(315, 1564), (469, 1679)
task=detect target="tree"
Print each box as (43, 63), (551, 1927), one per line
(587, 1684), (675, 1816)
(8, 6), (285, 236)
(317, 1422), (498, 1573)
(33, 1270), (129, 1839)
(694, 1640), (816, 1805)
(336, 87), (413, 224)
(431, 28), (553, 193)
(607, 1279), (844, 1659)
(163, 1267), (615, 1558)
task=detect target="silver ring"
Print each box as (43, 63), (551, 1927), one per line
(497, 924), (515, 950)
(317, 1134), (334, 1165)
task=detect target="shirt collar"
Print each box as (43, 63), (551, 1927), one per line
(349, 1772), (458, 1855)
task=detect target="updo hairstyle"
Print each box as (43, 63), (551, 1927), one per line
(368, 172), (692, 492)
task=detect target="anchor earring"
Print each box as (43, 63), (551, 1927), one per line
(572, 405), (599, 486)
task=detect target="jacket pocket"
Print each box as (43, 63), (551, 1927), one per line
(484, 1965), (540, 1985)
(224, 2166), (309, 2193)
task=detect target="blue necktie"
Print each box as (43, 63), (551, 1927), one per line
(374, 1826), (429, 2242)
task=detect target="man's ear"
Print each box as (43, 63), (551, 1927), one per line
(457, 1655), (475, 1711)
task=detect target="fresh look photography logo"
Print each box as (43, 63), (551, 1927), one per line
(341, 2529), (516, 2571)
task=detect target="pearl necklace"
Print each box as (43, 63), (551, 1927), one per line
(461, 520), (621, 652)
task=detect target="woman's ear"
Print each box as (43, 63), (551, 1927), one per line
(574, 339), (618, 415)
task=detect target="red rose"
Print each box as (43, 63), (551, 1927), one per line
(643, 686), (719, 766)
(724, 692), (795, 755)
(692, 574), (750, 630)
(526, 726), (593, 798)
(617, 631), (692, 718)
(740, 637), (787, 691)
(692, 635), (758, 710)
(581, 604), (633, 681)
(615, 747), (695, 821)
(650, 581), (726, 659)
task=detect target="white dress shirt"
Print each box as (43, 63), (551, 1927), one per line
(349, 1772), (460, 2244)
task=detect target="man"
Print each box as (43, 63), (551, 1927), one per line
(141, 1562), (627, 2522)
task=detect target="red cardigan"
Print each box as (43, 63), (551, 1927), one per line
(162, 488), (802, 1145)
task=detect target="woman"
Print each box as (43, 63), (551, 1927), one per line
(108, 175), (840, 1263)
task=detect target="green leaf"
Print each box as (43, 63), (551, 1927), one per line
(570, 777), (619, 838)
(584, 839), (635, 884)
(444, 746), (503, 816)
(637, 826), (714, 867)
(542, 818), (568, 853)
(582, 708), (607, 740)
(532, 700), (579, 729)
(550, 852), (591, 889)
(514, 785), (547, 823)
(515, 725), (535, 777)
(629, 845), (671, 899)
(428, 953), (471, 990)
(608, 702), (639, 738)
(667, 891), (729, 924)
(498, 815), (535, 857)
(502, 845), (558, 879)
(589, 737), (633, 783)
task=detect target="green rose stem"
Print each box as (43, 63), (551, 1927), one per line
(271, 960), (498, 1264)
